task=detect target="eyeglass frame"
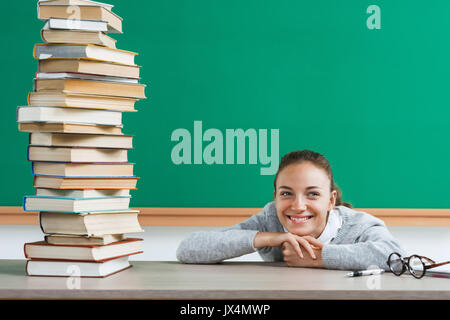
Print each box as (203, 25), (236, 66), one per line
(387, 252), (450, 279)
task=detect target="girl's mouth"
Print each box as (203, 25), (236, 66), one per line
(287, 215), (313, 224)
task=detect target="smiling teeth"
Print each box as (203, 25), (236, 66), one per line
(290, 216), (310, 222)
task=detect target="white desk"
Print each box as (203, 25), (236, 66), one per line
(0, 260), (449, 300)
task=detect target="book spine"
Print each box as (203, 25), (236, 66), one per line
(38, 212), (45, 234)
(40, 29), (46, 43)
(16, 106), (21, 122)
(22, 196), (27, 212)
(25, 260), (30, 276)
(23, 243), (29, 259)
(32, 44), (38, 60)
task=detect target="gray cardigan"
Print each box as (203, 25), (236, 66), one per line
(176, 202), (406, 271)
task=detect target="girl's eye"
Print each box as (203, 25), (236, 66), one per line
(308, 192), (320, 197)
(280, 191), (292, 197)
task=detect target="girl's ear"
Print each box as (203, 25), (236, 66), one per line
(273, 189), (276, 200)
(329, 190), (337, 211)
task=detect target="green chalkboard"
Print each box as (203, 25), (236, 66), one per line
(3, 1), (450, 208)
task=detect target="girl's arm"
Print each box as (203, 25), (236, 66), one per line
(320, 224), (406, 271)
(176, 201), (321, 264)
(282, 224), (405, 270)
(176, 210), (267, 264)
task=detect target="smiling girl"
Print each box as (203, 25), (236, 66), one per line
(176, 150), (405, 270)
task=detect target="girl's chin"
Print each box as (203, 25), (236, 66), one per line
(284, 224), (313, 235)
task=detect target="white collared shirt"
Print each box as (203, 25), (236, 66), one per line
(316, 208), (342, 244)
(282, 208), (342, 244)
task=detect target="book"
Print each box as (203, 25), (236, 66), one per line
(36, 188), (130, 197)
(24, 238), (143, 262)
(32, 162), (134, 177)
(28, 92), (138, 112)
(44, 233), (126, 245)
(36, 72), (138, 84)
(18, 122), (123, 135)
(43, 18), (108, 32)
(29, 132), (133, 149)
(413, 263), (450, 279)
(23, 195), (131, 213)
(26, 256), (132, 278)
(41, 29), (117, 49)
(28, 146), (128, 162)
(38, 59), (140, 79)
(34, 44), (136, 65)
(33, 176), (139, 189)
(38, 3), (122, 33)
(38, 210), (144, 236)
(34, 78), (146, 99)
(17, 106), (122, 126)
(38, 0), (114, 11)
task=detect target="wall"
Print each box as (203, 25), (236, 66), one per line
(1, 225), (448, 263)
(4, 1), (450, 209)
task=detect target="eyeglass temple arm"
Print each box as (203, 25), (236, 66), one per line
(419, 256), (435, 264)
(424, 260), (450, 270)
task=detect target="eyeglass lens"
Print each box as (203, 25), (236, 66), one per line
(408, 255), (425, 279)
(389, 253), (404, 275)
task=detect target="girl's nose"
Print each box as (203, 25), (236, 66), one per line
(291, 196), (307, 211)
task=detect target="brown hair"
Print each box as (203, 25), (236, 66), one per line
(273, 150), (352, 208)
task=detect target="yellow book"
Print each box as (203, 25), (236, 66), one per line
(38, 3), (122, 33)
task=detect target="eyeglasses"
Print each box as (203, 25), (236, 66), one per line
(387, 252), (450, 279)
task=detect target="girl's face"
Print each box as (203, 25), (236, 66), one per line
(273, 161), (337, 238)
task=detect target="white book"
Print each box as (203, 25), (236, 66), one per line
(34, 44), (137, 66)
(38, 210), (143, 236)
(36, 72), (138, 84)
(29, 132), (133, 149)
(43, 18), (108, 32)
(28, 146), (128, 163)
(17, 106), (122, 126)
(26, 256), (131, 278)
(24, 195), (131, 213)
(413, 262), (450, 278)
(36, 188), (130, 198)
(24, 238), (143, 261)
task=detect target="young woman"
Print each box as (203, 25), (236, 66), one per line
(176, 150), (406, 270)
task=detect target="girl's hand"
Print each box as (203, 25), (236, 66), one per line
(253, 232), (323, 260)
(282, 240), (324, 268)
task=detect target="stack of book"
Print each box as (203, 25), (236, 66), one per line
(17, 0), (146, 278)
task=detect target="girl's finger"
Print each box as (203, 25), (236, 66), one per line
(303, 236), (324, 249)
(288, 238), (304, 259)
(295, 236), (317, 259)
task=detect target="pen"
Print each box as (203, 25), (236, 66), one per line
(346, 269), (385, 277)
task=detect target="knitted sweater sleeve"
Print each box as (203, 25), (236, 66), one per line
(176, 209), (268, 264)
(321, 211), (406, 271)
